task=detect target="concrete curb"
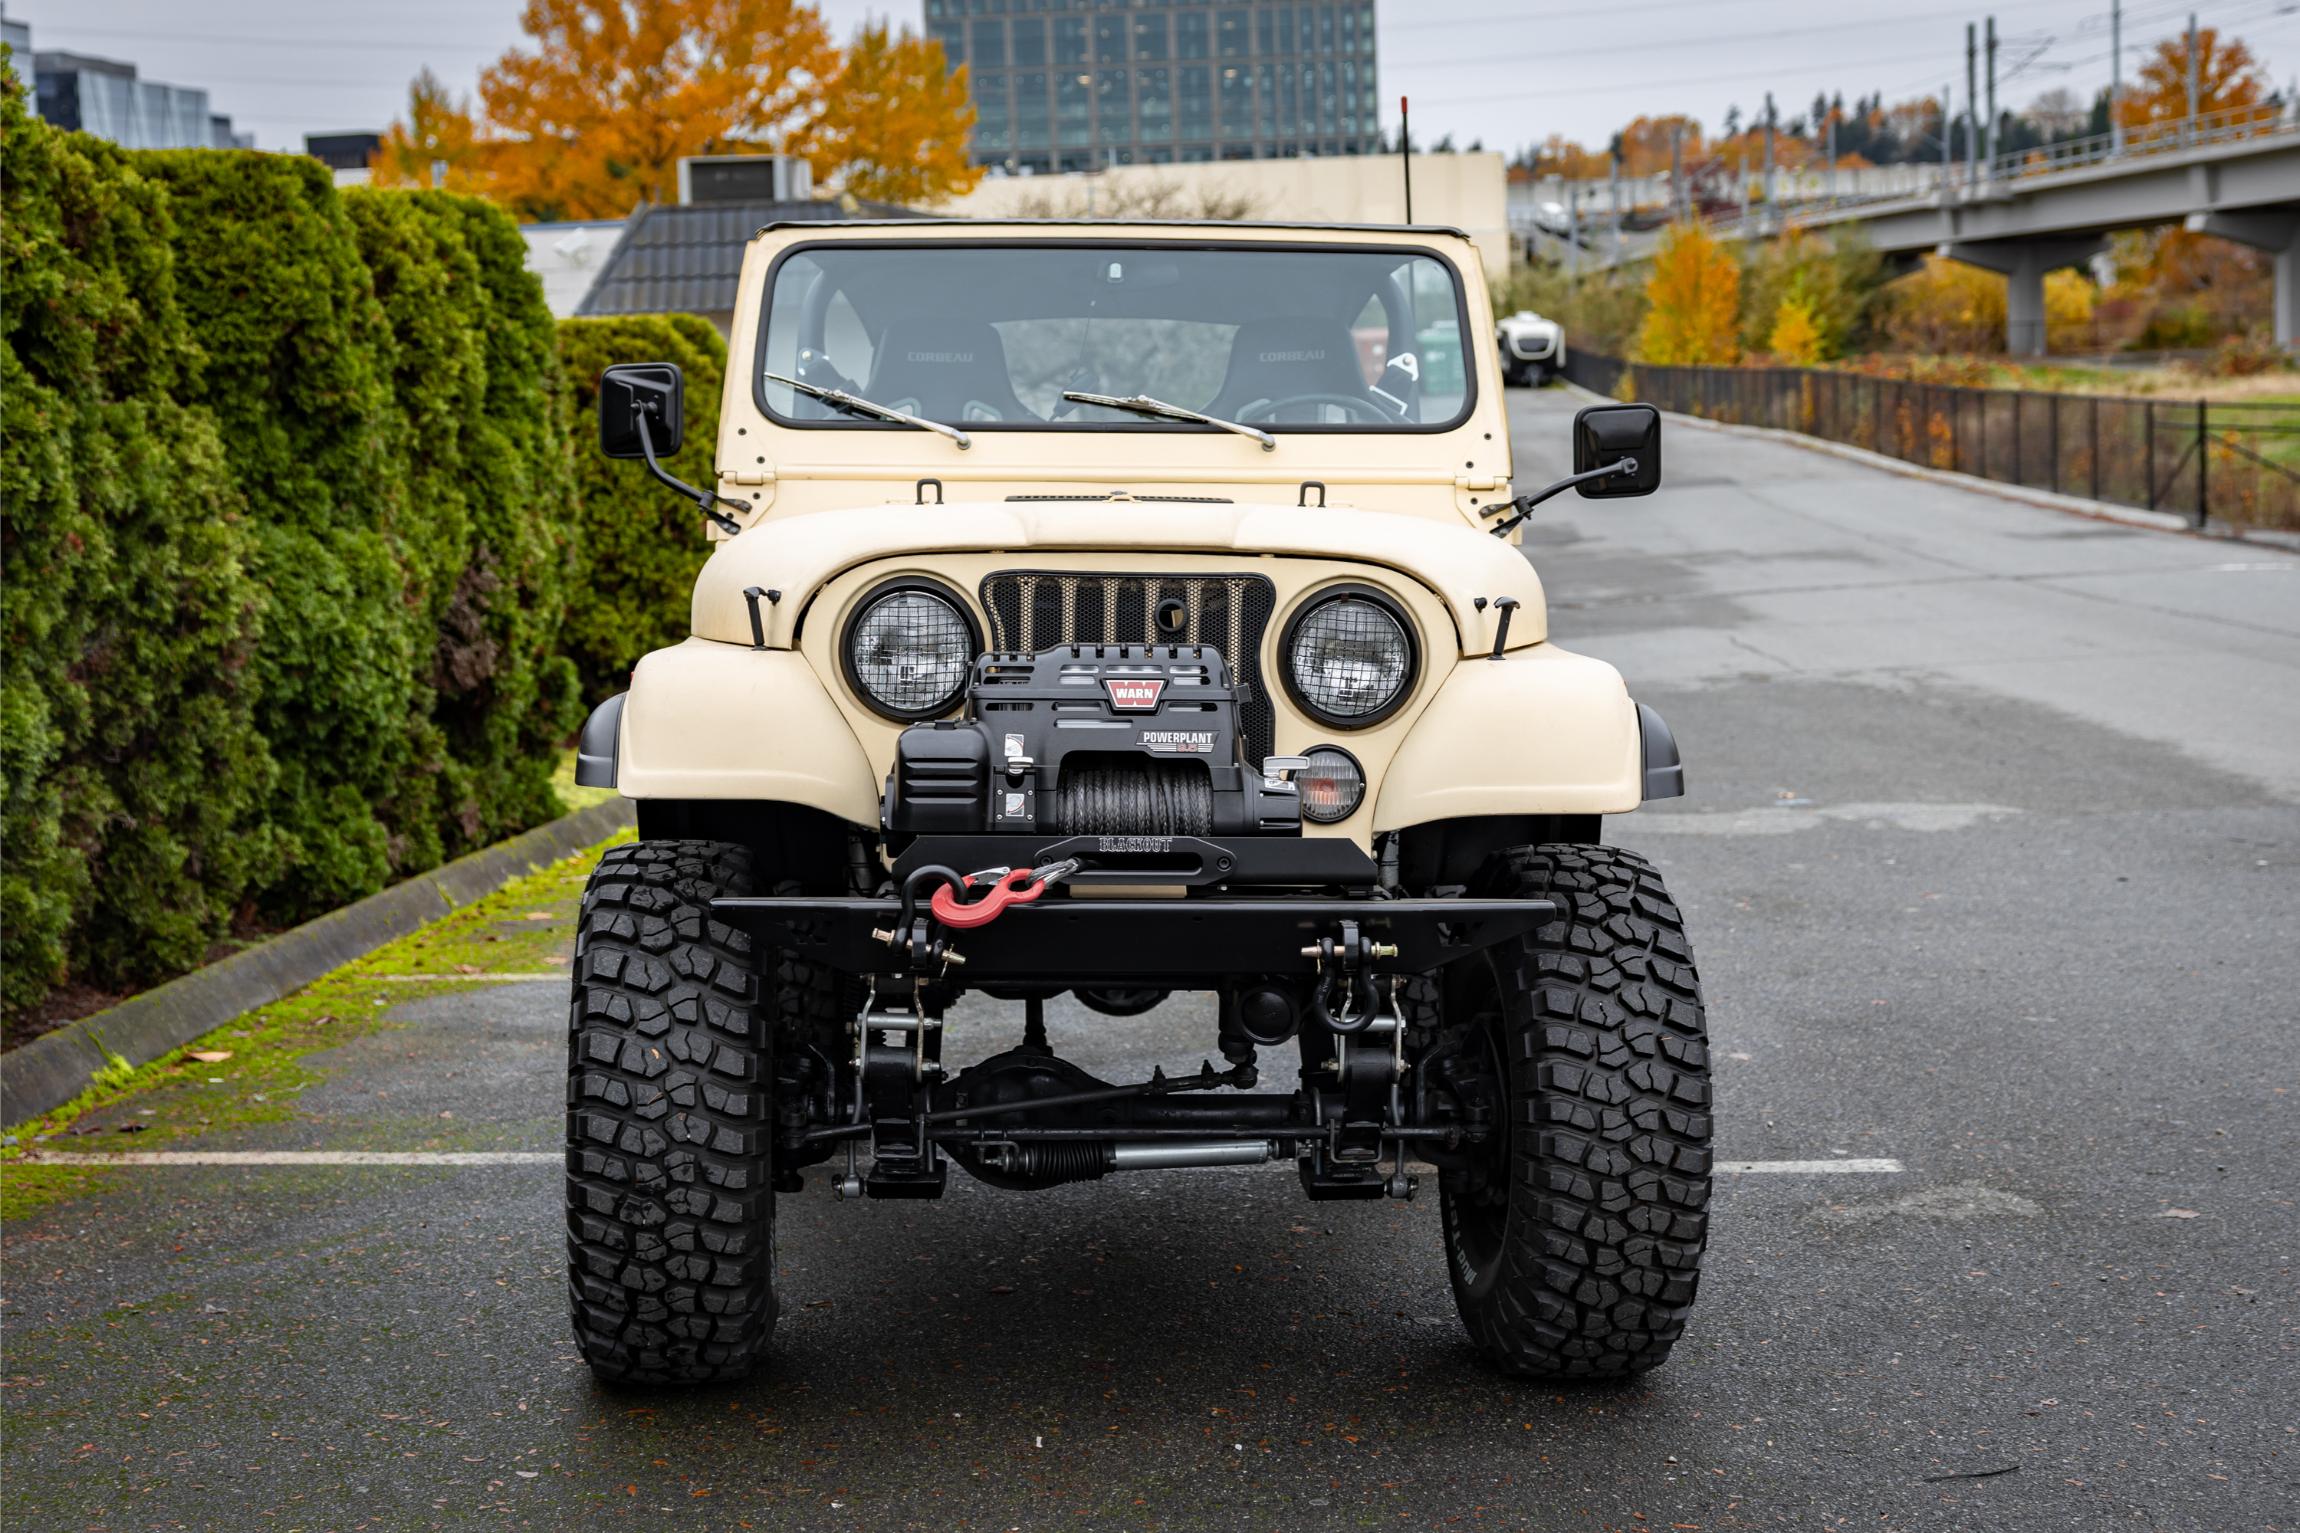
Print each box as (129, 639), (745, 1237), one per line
(0, 798), (635, 1129)
(1556, 379), (2300, 554)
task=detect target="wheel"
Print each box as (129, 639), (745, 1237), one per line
(1424, 844), (1710, 1378)
(1501, 359), (1528, 388)
(565, 838), (784, 1386)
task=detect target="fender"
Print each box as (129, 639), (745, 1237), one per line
(614, 637), (879, 823)
(1374, 643), (1676, 827)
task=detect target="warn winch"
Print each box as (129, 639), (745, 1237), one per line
(882, 644), (1302, 838)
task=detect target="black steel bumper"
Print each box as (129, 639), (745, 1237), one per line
(712, 893), (1554, 983)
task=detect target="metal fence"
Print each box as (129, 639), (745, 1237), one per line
(1563, 352), (2300, 532)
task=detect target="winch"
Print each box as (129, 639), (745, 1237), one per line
(882, 645), (1302, 838)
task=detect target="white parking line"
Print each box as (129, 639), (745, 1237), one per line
(12, 1151), (1906, 1173)
(1720, 1158), (1904, 1174)
(16, 1150), (559, 1166)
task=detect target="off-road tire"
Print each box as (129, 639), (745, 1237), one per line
(1432, 844), (1710, 1378)
(566, 839), (784, 1386)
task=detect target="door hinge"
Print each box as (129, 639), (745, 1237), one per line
(721, 469), (775, 487)
(1455, 471), (1509, 493)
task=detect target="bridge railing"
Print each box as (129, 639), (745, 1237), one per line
(1561, 352), (2300, 533)
(1697, 97), (2300, 241)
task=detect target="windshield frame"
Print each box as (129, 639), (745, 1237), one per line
(748, 236), (1482, 439)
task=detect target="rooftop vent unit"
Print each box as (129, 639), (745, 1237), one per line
(677, 154), (814, 206)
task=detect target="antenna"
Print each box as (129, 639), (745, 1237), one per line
(1400, 95), (1413, 223)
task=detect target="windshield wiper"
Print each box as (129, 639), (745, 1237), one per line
(766, 372), (971, 449)
(1060, 391), (1275, 452)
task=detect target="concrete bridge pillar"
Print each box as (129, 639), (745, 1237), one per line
(1941, 237), (2106, 357)
(2186, 210), (2300, 349)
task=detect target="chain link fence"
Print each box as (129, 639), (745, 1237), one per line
(1563, 353), (2300, 533)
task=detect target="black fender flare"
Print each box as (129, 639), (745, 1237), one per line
(1636, 701), (1684, 801)
(574, 692), (626, 788)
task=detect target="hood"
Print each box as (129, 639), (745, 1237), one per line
(691, 498), (1547, 655)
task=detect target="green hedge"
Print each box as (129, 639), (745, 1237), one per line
(0, 96), (272, 1012)
(2, 95), (583, 1020)
(556, 314), (727, 700)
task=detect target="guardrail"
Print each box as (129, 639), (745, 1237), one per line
(1564, 352), (2300, 532)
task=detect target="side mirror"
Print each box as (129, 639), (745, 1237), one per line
(599, 362), (685, 460)
(1571, 403), (1662, 498)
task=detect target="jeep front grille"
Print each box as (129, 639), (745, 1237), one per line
(979, 571), (1278, 762)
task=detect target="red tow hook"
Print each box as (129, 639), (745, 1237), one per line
(928, 859), (1080, 929)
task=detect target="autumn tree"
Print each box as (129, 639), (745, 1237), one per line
(369, 69), (486, 192)
(1766, 297), (1824, 365)
(1879, 255), (2005, 355)
(800, 22), (979, 205)
(1614, 114), (1701, 177)
(1637, 222), (1740, 366)
(477, 0), (836, 220)
(2116, 27), (2268, 129)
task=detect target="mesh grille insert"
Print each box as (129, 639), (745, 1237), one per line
(979, 571), (1278, 763)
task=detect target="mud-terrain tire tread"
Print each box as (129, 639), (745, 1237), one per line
(1440, 844), (1711, 1378)
(566, 838), (787, 1386)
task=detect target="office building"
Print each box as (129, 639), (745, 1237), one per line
(31, 45), (251, 149)
(929, 0), (1380, 174)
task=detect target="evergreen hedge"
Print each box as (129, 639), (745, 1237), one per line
(2, 96), (584, 1021)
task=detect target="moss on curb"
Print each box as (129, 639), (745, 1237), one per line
(0, 827), (631, 1220)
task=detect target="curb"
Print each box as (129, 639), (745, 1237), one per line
(0, 798), (635, 1129)
(1556, 379), (2300, 553)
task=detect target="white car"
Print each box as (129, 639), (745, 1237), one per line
(1496, 309), (1564, 387)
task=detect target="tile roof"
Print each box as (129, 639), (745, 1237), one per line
(577, 198), (925, 318)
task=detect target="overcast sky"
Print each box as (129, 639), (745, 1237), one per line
(15, 0), (2299, 157)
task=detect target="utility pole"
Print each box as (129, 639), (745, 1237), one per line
(1762, 91), (1776, 232)
(1941, 84), (1955, 204)
(2185, 15), (2200, 141)
(2110, 0), (2125, 155)
(1608, 152), (1623, 263)
(1965, 24), (1979, 188)
(1670, 122), (1685, 222)
(1825, 110), (1837, 205)
(1984, 16), (1998, 178)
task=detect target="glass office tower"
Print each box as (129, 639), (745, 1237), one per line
(927, 1), (1381, 173)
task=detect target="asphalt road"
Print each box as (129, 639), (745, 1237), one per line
(6, 387), (2296, 1532)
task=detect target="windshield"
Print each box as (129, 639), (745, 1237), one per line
(756, 241), (1472, 434)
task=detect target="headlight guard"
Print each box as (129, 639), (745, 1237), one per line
(1279, 584), (1418, 729)
(840, 578), (980, 721)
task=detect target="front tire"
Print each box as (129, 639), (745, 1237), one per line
(566, 839), (778, 1386)
(1433, 844), (1711, 1378)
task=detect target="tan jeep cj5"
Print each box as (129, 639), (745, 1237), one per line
(568, 219), (1709, 1386)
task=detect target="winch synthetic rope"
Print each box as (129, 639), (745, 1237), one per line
(1054, 760), (1217, 836)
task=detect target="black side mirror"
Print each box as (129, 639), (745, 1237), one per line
(1571, 403), (1662, 498)
(599, 362), (685, 460)
(597, 361), (746, 535)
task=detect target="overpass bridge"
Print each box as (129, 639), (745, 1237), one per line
(1588, 103), (2300, 354)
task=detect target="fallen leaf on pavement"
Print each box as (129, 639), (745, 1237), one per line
(2157, 1208), (2200, 1219)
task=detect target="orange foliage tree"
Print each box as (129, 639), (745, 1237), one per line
(800, 21), (978, 205)
(478, 0), (836, 220)
(375, 0), (981, 221)
(1615, 115), (1702, 177)
(1637, 222), (1740, 365)
(2116, 27), (2268, 128)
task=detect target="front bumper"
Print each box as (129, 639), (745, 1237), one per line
(714, 893), (1553, 983)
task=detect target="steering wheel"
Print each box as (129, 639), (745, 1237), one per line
(1236, 392), (1398, 425)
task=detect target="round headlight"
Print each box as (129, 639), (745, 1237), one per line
(1296, 746), (1366, 824)
(1283, 588), (1416, 727)
(843, 582), (976, 719)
